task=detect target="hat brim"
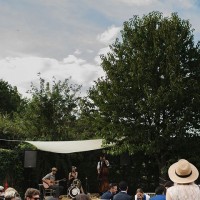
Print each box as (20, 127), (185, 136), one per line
(168, 161), (199, 184)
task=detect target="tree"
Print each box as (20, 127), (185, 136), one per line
(86, 12), (200, 175)
(18, 76), (82, 140)
(0, 79), (27, 145)
(0, 79), (22, 116)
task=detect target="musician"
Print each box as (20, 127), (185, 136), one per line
(68, 166), (78, 186)
(42, 167), (63, 198)
(68, 166), (84, 194)
(97, 155), (110, 175)
(97, 155), (110, 194)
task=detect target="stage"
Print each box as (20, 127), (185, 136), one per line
(59, 193), (100, 200)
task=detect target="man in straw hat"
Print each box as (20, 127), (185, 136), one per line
(166, 159), (200, 200)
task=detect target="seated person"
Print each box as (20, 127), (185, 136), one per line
(24, 188), (40, 200)
(113, 181), (132, 200)
(0, 186), (4, 200)
(68, 166), (84, 193)
(150, 186), (166, 200)
(135, 188), (150, 200)
(68, 166), (78, 186)
(4, 187), (21, 200)
(42, 167), (63, 198)
(101, 183), (118, 200)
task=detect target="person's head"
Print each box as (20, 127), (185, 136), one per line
(155, 185), (165, 195)
(136, 188), (144, 199)
(51, 167), (57, 175)
(99, 155), (103, 161)
(72, 166), (77, 171)
(102, 156), (106, 161)
(119, 181), (128, 191)
(5, 188), (18, 200)
(168, 159), (199, 184)
(0, 186), (4, 194)
(74, 194), (91, 200)
(109, 183), (118, 194)
(24, 188), (40, 200)
(164, 181), (174, 189)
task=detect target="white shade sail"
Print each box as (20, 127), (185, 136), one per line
(26, 139), (104, 154)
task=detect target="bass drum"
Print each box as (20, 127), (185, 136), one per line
(68, 186), (80, 198)
(72, 179), (82, 188)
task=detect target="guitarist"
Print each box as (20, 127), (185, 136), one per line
(42, 167), (63, 198)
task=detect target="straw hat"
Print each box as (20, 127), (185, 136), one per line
(168, 159), (199, 184)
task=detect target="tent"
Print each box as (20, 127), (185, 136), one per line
(26, 139), (104, 154)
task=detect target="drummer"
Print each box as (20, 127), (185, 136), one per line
(68, 166), (78, 186)
(68, 166), (84, 193)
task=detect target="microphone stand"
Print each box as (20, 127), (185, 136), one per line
(85, 177), (89, 194)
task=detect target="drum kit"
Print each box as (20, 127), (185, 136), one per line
(67, 179), (82, 198)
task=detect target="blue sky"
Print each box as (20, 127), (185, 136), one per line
(0, 0), (200, 97)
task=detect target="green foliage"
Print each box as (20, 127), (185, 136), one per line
(0, 79), (23, 116)
(0, 114), (26, 142)
(0, 148), (24, 192)
(87, 11), (200, 174)
(15, 76), (82, 140)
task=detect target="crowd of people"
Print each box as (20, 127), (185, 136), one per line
(0, 159), (200, 200)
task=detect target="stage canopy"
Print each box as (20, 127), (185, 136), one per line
(26, 139), (104, 154)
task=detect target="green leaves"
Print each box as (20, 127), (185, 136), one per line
(86, 11), (200, 173)
(0, 79), (22, 116)
(21, 76), (82, 140)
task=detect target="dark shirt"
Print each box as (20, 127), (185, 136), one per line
(101, 191), (113, 200)
(113, 191), (132, 200)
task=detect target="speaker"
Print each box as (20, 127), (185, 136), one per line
(24, 150), (37, 168)
(120, 153), (130, 166)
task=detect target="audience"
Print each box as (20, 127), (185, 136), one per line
(150, 185), (165, 200)
(163, 181), (173, 195)
(0, 186), (4, 200)
(166, 159), (200, 200)
(113, 181), (132, 200)
(100, 183), (118, 200)
(4, 187), (20, 200)
(24, 188), (40, 200)
(135, 188), (150, 200)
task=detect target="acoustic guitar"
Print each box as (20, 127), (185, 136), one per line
(43, 178), (66, 188)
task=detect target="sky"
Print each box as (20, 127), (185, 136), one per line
(0, 0), (200, 98)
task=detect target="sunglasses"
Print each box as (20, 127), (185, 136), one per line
(30, 197), (40, 200)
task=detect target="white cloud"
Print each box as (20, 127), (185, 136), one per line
(63, 55), (86, 65)
(115, 0), (158, 6)
(74, 49), (82, 55)
(0, 55), (105, 98)
(95, 47), (111, 65)
(97, 26), (121, 45)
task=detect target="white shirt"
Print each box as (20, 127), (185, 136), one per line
(166, 183), (200, 200)
(134, 193), (150, 200)
(97, 160), (110, 171)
